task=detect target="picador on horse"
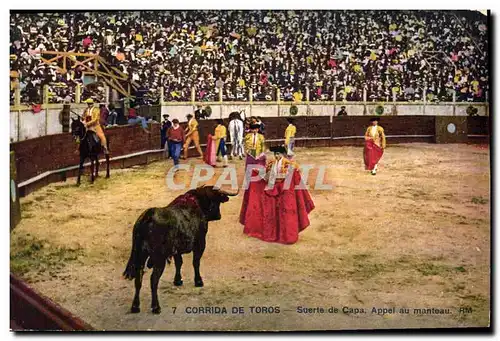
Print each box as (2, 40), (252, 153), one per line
(70, 98), (111, 185)
(82, 98), (109, 155)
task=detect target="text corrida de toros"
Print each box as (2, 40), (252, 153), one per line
(185, 306), (281, 314)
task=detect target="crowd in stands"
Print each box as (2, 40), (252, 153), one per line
(10, 10), (488, 105)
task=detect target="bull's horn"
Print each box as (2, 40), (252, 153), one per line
(217, 187), (239, 196)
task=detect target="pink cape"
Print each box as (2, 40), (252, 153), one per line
(364, 139), (384, 171)
(239, 169), (315, 244)
(204, 134), (216, 166)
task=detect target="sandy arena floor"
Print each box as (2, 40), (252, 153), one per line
(10, 143), (490, 330)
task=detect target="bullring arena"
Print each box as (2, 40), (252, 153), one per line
(10, 116), (490, 330)
(9, 10), (490, 331)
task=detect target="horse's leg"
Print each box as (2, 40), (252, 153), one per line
(90, 158), (94, 183)
(193, 227), (207, 287)
(105, 153), (110, 178)
(95, 154), (99, 178)
(151, 258), (166, 314)
(105, 142), (110, 178)
(130, 252), (148, 313)
(76, 154), (84, 186)
(173, 254), (183, 286)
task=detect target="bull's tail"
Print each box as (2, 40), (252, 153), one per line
(123, 208), (154, 280)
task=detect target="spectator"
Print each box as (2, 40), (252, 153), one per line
(161, 114), (171, 149)
(107, 104), (118, 126)
(9, 10), (488, 104)
(166, 118), (185, 166)
(194, 104), (208, 120)
(337, 106), (348, 116)
(256, 116), (265, 135)
(99, 104), (109, 126)
(126, 105), (149, 133)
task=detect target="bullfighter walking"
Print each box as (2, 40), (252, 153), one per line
(183, 113), (204, 159)
(364, 117), (386, 175)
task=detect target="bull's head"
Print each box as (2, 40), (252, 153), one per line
(191, 185), (239, 221)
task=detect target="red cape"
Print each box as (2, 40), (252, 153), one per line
(239, 169), (315, 244)
(364, 140), (384, 170)
(204, 134), (216, 166)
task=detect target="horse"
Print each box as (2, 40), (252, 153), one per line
(70, 117), (110, 185)
(228, 110), (245, 159)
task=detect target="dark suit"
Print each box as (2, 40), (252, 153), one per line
(195, 109), (208, 120)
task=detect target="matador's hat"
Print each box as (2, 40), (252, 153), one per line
(249, 123), (260, 130)
(370, 117), (380, 122)
(270, 145), (287, 154)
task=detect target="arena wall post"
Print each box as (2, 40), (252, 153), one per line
(218, 88), (223, 118)
(423, 84), (427, 115)
(276, 87), (281, 117)
(305, 87), (310, 116)
(10, 151), (21, 231)
(363, 88), (367, 115)
(391, 89), (398, 115)
(17, 110), (20, 142)
(485, 91), (489, 116)
(75, 84), (81, 104)
(14, 82), (21, 107)
(104, 85), (110, 104)
(43, 85), (49, 105)
(333, 85), (337, 118)
(249, 88), (253, 117)
(452, 91), (456, 116)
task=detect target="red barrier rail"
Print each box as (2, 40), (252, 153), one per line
(10, 274), (93, 331)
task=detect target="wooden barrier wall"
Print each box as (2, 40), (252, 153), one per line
(10, 116), (489, 190)
(10, 274), (93, 331)
(190, 115), (488, 153)
(11, 123), (161, 184)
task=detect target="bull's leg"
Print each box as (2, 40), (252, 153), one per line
(193, 233), (207, 287)
(173, 254), (183, 286)
(151, 259), (166, 314)
(130, 268), (145, 313)
(130, 252), (148, 313)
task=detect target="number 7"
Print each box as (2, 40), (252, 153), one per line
(172, 306), (177, 314)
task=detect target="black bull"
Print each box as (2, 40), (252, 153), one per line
(123, 186), (238, 314)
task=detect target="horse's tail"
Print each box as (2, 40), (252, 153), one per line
(123, 208), (154, 280)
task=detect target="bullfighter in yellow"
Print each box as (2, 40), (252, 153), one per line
(82, 98), (109, 154)
(212, 119), (229, 167)
(284, 117), (297, 158)
(183, 113), (203, 159)
(364, 117), (386, 175)
(244, 123), (266, 168)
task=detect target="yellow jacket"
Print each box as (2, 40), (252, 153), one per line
(186, 118), (199, 136)
(214, 124), (227, 140)
(266, 157), (298, 178)
(285, 124), (296, 146)
(83, 106), (101, 132)
(214, 124), (227, 152)
(244, 132), (265, 157)
(365, 125), (386, 149)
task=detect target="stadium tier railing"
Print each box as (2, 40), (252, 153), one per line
(10, 83), (489, 142)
